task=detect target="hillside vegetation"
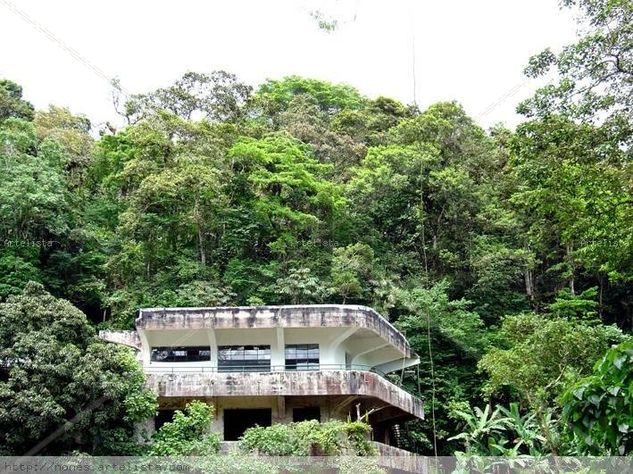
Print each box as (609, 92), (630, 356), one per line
(0, 0), (631, 456)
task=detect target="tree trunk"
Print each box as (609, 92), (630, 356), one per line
(198, 225), (206, 267)
(525, 268), (535, 303)
(567, 243), (575, 295)
(194, 198), (206, 266)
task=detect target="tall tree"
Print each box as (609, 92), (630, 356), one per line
(0, 283), (156, 455)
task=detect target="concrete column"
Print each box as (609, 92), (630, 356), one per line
(206, 328), (217, 369)
(271, 327), (285, 371)
(137, 329), (151, 366)
(274, 396), (286, 423)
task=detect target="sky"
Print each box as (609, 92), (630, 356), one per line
(0, 0), (579, 129)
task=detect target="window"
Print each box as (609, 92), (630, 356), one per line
(217, 345), (271, 372)
(293, 407), (321, 422)
(285, 344), (319, 370)
(150, 346), (211, 362)
(155, 410), (176, 430)
(224, 409), (272, 441)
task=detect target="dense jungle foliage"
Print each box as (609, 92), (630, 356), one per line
(0, 0), (631, 457)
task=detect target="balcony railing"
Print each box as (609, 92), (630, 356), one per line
(144, 363), (424, 418)
(144, 363), (389, 378)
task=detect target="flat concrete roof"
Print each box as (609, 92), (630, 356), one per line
(137, 305), (416, 358)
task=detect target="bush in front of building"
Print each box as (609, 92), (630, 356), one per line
(239, 419), (376, 456)
(147, 400), (220, 455)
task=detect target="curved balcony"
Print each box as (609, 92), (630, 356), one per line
(144, 364), (424, 420)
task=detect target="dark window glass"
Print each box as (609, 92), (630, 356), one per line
(285, 344), (319, 370)
(217, 345), (271, 372)
(293, 407), (321, 422)
(155, 410), (176, 430)
(150, 346), (211, 362)
(224, 409), (272, 441)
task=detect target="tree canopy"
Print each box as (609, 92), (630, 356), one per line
(0, 0), (632, 455)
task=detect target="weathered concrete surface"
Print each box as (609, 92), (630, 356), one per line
(218, 441), (427, 473)
(145, 370), (423, 419)
(98, 330), (141, 350)
(373, 442), (429, 473)
(137, 305), (415, 358)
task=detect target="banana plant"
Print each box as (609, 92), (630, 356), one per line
(498, 403), (547, 456)
(448, 404), (512, 455)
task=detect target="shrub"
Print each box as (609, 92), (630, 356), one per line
(148, 400), (220, 455)
(562, 340), (633, 455)
(239, 420), (376, 456)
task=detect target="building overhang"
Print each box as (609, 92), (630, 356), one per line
(136, 305), (417, 360)
(146, 369), (424, 420)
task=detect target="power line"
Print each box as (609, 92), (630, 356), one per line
(476, 79), (531, 120)
(0, 0), (129, 97)
(410, 1), (417, 107)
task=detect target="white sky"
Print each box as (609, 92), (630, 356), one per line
(0, 0), (579, 129)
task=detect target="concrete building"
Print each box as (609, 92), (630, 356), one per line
(100, 305), (424, 448)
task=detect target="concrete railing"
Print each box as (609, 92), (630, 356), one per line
(218, 441), (427, 473)
(372, 442), (428, 473)
(144, 363), (389, 377)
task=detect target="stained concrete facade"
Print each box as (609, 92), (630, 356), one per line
(100, 305), (424, 446)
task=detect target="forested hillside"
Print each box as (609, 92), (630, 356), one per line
(1, 0), (631, 457)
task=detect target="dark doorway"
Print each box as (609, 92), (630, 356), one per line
(155, 410), (176, 431)
(223, 408), (272, 441)
(293, 406), (321, 422)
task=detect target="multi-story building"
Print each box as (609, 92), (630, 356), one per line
(100, 305), (424, 448)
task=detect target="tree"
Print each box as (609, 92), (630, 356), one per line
(510, 116), (633, 294)
(0, 118), (69, 298)
(274, 267), (326, 304)
(275, 94), (366, 176)
(0, 283), (156, 455)
(330, 243), (376, 303)
(562, 340), (633, 455)
(0, 118), (68, 242)
(229, 134), (343, 261)
(119, 71), (252, 123)
(480, 313), (622, 407)
(396, 282), (490, 454)
(34, 106), (94, 188)
(520, 0), (632, 149)
(0, 79), (34, 123)
(479, 312), (623, 453)
(254, 76), (366, 118)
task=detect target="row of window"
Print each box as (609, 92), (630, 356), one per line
(150, 346), (211, 362)
(150, 344), (320, 371)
